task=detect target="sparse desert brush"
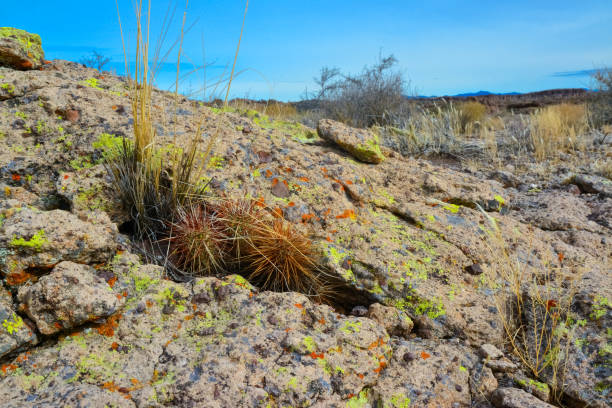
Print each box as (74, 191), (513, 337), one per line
(529, 103), (588, 161)
(458, 101), (486, 134)
(588, 68), (612, 128)
(478, 208), (583, 402)
(243, 218), (321, 294)
(594, 158), (612, 179)
(166, 204), (230, 276)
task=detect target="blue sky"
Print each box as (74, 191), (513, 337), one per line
(3, 1), (612, 100)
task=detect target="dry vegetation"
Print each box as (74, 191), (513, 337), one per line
(478, 210), (583, 403)
(105, 0), (324, 295)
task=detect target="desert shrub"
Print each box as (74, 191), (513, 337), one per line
(313, 54), (408, 128)
(529, 103), (588, 161)
(458, 101), (486, 134)
(588, 68), (612, 128)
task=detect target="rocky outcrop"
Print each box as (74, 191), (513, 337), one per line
(0, 28), (44, 70)
(0, 48), (609, 407)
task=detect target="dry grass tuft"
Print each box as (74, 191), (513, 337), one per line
(529, 103), (588, 161)
(479, 209), (583, 402)
(459, 101), (487, 134)
(243, 218), (321, 294)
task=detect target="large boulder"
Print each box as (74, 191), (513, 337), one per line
(0, 207), (118, 287)
(317, 119), (385, 163)
(0, 28), (44, 70)
(17, 261), (124, 335)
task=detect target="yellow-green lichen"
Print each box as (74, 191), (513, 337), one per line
(82, 77), (103, 90)
(10, 229), (47, 251)
(347, 389), (370, 408)
(2, 313), (24, 335)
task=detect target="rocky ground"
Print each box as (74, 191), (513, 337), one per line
(0, 28), (610, 407)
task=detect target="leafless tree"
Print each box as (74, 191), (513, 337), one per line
(80, 50), (112, 73)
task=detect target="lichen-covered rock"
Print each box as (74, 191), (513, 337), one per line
(0, 207), (117, 287)
(17, 261), (123, 335)
(0, 27), (44, 70)
(317, 118), (385, 163)
(367, 302), (413, 337)
(571, 173), (612, 197)
(491, 387), (555, 408)
(372, 338), (476, 407)
(0, 284), (36, 359)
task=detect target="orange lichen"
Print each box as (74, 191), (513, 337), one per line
(294, 303), (303, 309)
(309, 352), (325, 359)
(420, 351), (431, 360)
(301, 213), (315, 223)
(5, 270), (36, 286)
(107, 276), (117, 288)
(336, 209), (356, 220)
(102, 381), (119, 392)
(97, 313), (121, 337)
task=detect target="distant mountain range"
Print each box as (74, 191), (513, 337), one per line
(416, 88), (587, 99)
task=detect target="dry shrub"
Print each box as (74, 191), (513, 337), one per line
(459, 101), (486, 134)
(529, 103), (588, 161)
(479, 209), (583, 402)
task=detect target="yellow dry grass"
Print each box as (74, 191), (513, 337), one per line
(529, 103), (588, 161)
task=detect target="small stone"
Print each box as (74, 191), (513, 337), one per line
(65, 109), (80, 123)
(567, 184), (581, 195)
(403, 352), (417, 363)
(465, 263), (484, 275)
(486, 358), (518, 373)
(193, 292), (211, 304)
(368, 303), (413, 337)
(350, 305), (368, 317)
(270, 180), (290, 198)
(479, 343), (504, 360)
(491, 387), (555, 408)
